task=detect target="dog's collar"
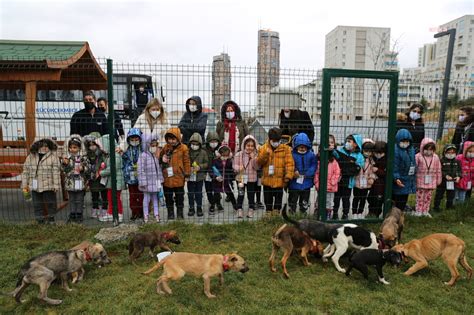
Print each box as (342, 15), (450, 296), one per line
(84, 248), (92, 262)
(223, 255), (230, 272)
(161, 232), (170, 240)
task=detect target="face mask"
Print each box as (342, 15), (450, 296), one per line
(139, 87), (145, 92)
(445, 153), (456, 160)
(344, 142), (353, 151)
(89, 145), (97, 152)
(284, 111), (290, 118)
(220, 156), (229, 161)
(149, 147), (157, 154)
(271, 141), (280, 148)
(98, 106), (106, 112)
(84, 101), (95, 110)
(209, 142), (218, 149)
(363, 151), (372, 158)
(459, 115), (466, 122)
(374, 153), (385, 159)
(150, 110), (160, 119)
(467, 152), (474, 159)
(423, 150), (434, 156)
(188, 105), (197, 112)
(226, 112), (235, 120)
(130, 140), (140, 147)
(297, 149), (307, 154)
(410, 111), (421, 121)
(191, 144), (200, 151)
(399, 142), (410, 149)
(39, 148), (49, 154)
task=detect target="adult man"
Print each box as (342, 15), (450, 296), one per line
(70, 91), (107, 136)
(278, 107), (315, 143)
(97, 97), (125, 142)
(133, 84), (151, 125)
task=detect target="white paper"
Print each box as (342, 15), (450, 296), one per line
(424, 175), (432, 184)
(157, 251), (172, 262)
(467, 181), (472, 190)
(166, 167), (174, 177)
(74, 179), (84, 191)
(100, 176), (108, 186)
(189, 173), (196, 182)
(268, 165), (274, 175)
(205, 173), (212, 182)
(296, 175), (305, 184)
(359, 176), (368, 188)
(243, 174), (248, 184)
(32, 179), (38, 190)
(408, 166), (415, 176)
(446, 181), (455, 191)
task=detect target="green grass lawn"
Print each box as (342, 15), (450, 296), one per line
(0, 204), (473, 314)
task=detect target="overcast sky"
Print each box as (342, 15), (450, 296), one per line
(0, 0), (472, 69)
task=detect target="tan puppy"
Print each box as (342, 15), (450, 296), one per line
(269, 224), (324, 278)
(393, 233), (473, 286)
(379, 207), (405, 248)
(70, 241), (111, 283)
(142, 252), (249, 298)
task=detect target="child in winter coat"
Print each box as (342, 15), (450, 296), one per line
(257, 127), (294, 216)
(415, 138), (442, 217)
(211, 145), (237, 210)
(61, 135), (89, 223)
(368, 141), (387, 217)
(433, 144), (461, 211)
(393, 129), (417, 211)
(98, 134), (126, 222)
(455, 141), (474, 204)
(233, 135), (259, 218)
(138, 136), (164, 223)
(204, 131), (223, 214)
(333, 134), (364, 220)
(21, 139), (60, 224)
(288, 133), (317, 215)
(160, 128), (191, 220)
(122, 128), (144, 221)
(84, 133), (108, 218)
(352, 140), (378, 219)
(188, 132), (209, 217)
(314, 134), (341, 220)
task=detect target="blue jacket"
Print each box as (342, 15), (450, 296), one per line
(122, 128), (143, 185)
(289, 133), (317, 190)
(393, 129), (417, 195)
(334, 134), (365, 189)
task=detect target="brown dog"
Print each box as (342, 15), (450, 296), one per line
(269, 224), (324, 278)
(379, 207), (405, 248)
(392, 233), (473, 286)
(70, 241), (111, 283)
(142, 252), (249, 298)
(128, 230), (181, 263)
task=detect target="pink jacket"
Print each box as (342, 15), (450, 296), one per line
(233, 135), (259, 183)
(455, 141), (474, 191)
(355, 157), (378, 189)
(415, 137), (442, 189)
(314, 159), (341, 193)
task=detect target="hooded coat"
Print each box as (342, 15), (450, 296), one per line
(84, 134), (107, 192)
(415, 138), (442, 190)
(159, 128), (191, 187)
(99, 134), (126, 190)
(314, 156), (340, 193)
(137, 135), (164, 193)
(233, 135), (259, 183)
(440, 144), (462, 181)
(21, 139), (61, 192)
(289, 133), (317, 190)
(188, 132), (209, 182)
(133, 100), (170, 147)
(393, 129), (417, 195)
(279, 109), (315, 143)
(396, 112), (425, 152)
(455, 141), (474, 191)
(122, 128), (143, 185)
(178, 96), (208, 145)
(205, 131), (221, 180)
(216, 101), (249, 154)
(211, 145), (235, 193)
(334, 134), (365, 189)
(61, 135), (90, 191)
(257, 139), (295, 188)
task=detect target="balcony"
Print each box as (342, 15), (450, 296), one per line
(454, 56), (467, 66)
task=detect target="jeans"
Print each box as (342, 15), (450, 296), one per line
(68, 191), (84, 215)
(31, 190), (57, 220)
(187, 181), (204, 210)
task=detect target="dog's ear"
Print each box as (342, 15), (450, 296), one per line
(168, 230), (177, 236)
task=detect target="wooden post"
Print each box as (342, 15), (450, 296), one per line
(25, 81), (37, 148)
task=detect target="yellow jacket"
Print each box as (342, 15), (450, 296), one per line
(257, 142), (294, 188)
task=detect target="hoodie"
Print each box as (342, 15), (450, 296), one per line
(440, 144), (462, 182)
(160, 127), (191, 188)
(61, 135), (90, 191)
(188, 132), (209, 181)
(334, 134), (365, 189)
(137, 134), (164, 193)
(83, 133), (107, 192)
(355, 139), (378, 189)
(178, 96), (208, 145)
(393, 129), (417, 195)
(415, 137), (442, 190)
(99, 134), (126, 190)
(455, 141), (474, 191)
(289, 133), (317, 190)
(216, 100), (249, 154)
(122, 128), (143, 185)
(211, 145), (235, 193)
(233, 135), (259, 183)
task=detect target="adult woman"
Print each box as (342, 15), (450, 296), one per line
(133, 98), (170, 148)
(396, 103), (425, 152)
(216, 100), (248, 155)
(178, 96), (208, 145)
(452, 106), (474, 154)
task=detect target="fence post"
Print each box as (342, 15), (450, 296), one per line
(106, 59), (118, 225)
(318, 69), (331, 220)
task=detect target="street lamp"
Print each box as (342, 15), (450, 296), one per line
(434, 28), (456, 141)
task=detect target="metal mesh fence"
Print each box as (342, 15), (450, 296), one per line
(0, 56), (469, 225)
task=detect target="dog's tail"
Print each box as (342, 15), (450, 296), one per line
(459, 247), (473, 280)
(273, 224), (288, 239)
(281, 205), (299, 226)
(128, 239), (134, 256)
(142, 261), (164, 275)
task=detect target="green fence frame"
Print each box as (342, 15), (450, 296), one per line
(319, 68), (399, 223)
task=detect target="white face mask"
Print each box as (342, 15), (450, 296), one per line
(149, 147), (157, 154)
(191, 144), (200, 151)
(410, 111), (421, 121)
(226, 112), (235, 120)
(297, 149), (307, 154)
(270, 141), (280, 148)
(363, 151), (372, 158)
(188, 105), (197, 112)
(459, 115), (466, 122)
(39, 148), (49, 154)
(150, 110), (160, 119)
(344, 142), (353, 151)
(139, 87), (145, 92)
(467, 152), (474, 159)
(445, 153), (456, 160)
(220, 155), (229, 161)
(399, 142), (410, 149)
(374, 153), (385, 159)
(130, 140), (140, 147)
(89, 145), (97, 152)
(209, 142), (218, 149)
(284, 111), (290, 118)
(423, 150), (434, 156)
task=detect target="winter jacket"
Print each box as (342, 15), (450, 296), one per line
(61, 136), (90, 192)
(355, 157), (378, 189)
(233, 135), (259, 183)
(393, 129), (417, 195)
(21, 139), (61, 193)
(137, 136), (164, 193)
(396, 115), (425, 152)
(216, 101), (249, 154)
(70, 106), (108, 137)
(84, 135), (107, 193)
(279, 109), (315, 143)
(455, 141), (474, 191)
(122, 128), (143, 185)
(133, 112), (170, 147)
(159, 128), (191, 188)
(289, 133), (317, 190)
(452, 121), (474, 154)
(257, 141), (295, 188)
(415, 138), (442, 190)
(205, 131), (221, 180)
(314, 158), (340, 193)
(188, 133), (209, 182)
(334, 134), (364, 189)
(440, 144), (462, 182)
(178, 96), (208, 145)
(211, 146), (235, 193)
(99, 134), (126, 190)
(371, 155), (387, 196)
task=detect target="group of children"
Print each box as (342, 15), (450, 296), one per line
(21, 126), (474, 224)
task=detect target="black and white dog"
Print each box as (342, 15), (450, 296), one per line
(345, 249), (402, 285)
(323, 224), (379, 273)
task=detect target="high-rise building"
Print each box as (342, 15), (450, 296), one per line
(418, 43), (437, 69)
(212, 53), (231, 114)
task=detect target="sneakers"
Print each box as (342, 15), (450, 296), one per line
(216, 203), (224, 212)
(90, 208), (99, 218)
(188, 209), (195, 217)
(256, 202), (265, 210)
(155, 215), (161, 223)
(197, 208), (204, 217)
(237, 209), (243, 218)
(98, 213), (114, 222)
(414, 211), (422, 217)
(209, 208), (216, 216)
(247, 209), (254, 218)
(423, 212), (432, 218)
(119, 214), (123, 222)
(144, 215), (149, 223)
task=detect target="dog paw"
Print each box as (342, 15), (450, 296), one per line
(206, 294), (216, 299)
(270, 268), (277, 273)
(338, 268), (346, 273)
(322, 258), (328, 263)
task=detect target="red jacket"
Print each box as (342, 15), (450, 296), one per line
(456, 141), (474, 191)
